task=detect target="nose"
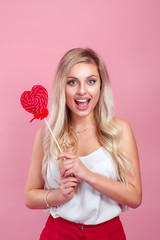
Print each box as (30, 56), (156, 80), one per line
(77, 82), (86, 95)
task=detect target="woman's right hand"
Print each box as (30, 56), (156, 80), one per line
(58, 176), (78, 203)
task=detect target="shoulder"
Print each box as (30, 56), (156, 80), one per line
(114, 117), (133, 136)
(114, 117), (137, 153)
(114, 117), (136, 145)
(33, 125), (45, 147)
(36, 125), (45, 138)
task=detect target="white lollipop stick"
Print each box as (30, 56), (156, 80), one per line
(44, 118), (62, 153)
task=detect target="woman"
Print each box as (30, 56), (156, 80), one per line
(24, 48), (142, 239)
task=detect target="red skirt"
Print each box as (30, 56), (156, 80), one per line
(39, 215), (126, 240)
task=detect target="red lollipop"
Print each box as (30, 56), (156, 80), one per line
(20, 85), (49, 122)
(20, 85), (62, 153)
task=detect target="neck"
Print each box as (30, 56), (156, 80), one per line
(70, 113), (95, 130)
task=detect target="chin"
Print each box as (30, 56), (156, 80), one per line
(73, 109), (93, 118)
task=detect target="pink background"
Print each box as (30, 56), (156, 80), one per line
(0, 0), (160, 239)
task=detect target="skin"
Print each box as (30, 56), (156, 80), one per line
(65, 62), (101, 121)
(24, 62), (142, 209)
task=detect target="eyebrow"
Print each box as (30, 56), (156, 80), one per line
(67, 76), (78, 79)
(67, 75), (98, 79)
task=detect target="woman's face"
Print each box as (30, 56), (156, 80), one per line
(65, 62), (101, 120)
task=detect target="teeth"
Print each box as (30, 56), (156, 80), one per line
(76, 99), (88, 102)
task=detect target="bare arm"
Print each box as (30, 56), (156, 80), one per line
(24, 127), (78, 209)
(58, 119), (142, 208)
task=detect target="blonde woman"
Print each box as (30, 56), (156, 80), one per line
(24, 48), (142, 240)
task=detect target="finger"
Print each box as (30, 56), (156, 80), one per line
(63, 170), (81, 182)
(63, 169), (75, 178)
(57, 152), (76, 160)
(59, 177), (79, 185)
(60, 181), (78, 188)
(60, 159), (74, 167)
(64, 177), (79, 183)
(60, 162), (73, 171)
(63, 181), (78, 189)
(60, 163), (73, 177)
(60, 159), (75, 174)
(62, 187), (75, 196)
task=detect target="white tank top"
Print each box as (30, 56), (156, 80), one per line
(45, 147), (128, 225)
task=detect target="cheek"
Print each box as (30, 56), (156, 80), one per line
(89, 87), (100, 100)
(65, 88), (74, 106)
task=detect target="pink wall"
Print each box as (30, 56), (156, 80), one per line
(0, 0), (160, 239)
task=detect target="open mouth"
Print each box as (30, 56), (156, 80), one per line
(75, 98), (90, 110)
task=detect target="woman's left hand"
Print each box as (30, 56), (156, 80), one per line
(57, 152), (91, 182)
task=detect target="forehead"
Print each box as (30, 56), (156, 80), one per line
(67, 62), (99, 78)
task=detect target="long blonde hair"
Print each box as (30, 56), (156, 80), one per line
(43, 48), (130, 185)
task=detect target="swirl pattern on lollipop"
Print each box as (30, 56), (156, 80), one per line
(20, 85), (49, 122)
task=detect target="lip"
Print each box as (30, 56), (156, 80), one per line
(75, 97), (90, 101)
(74, 98), (91, 110)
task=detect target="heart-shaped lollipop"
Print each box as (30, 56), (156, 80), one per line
(20, 84), (62, 153)
(20, 85), (49, 122)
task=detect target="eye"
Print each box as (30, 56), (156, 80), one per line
(67, 80), (77, 86)
(88, 79), (96, 85)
